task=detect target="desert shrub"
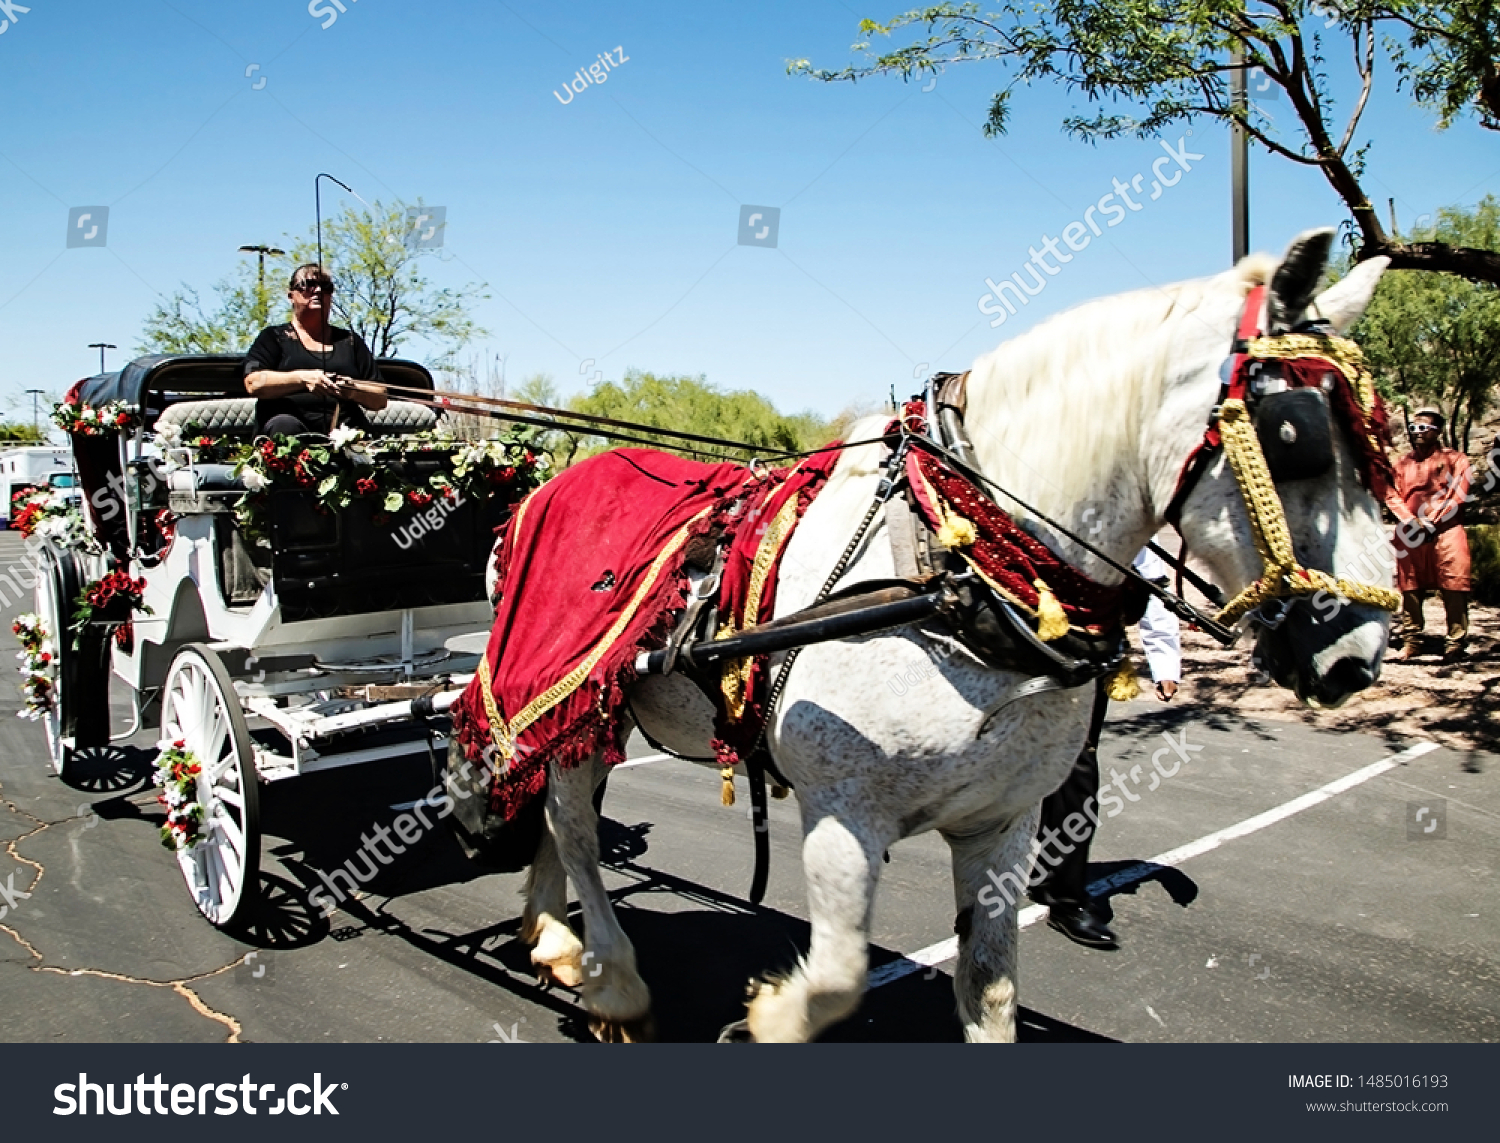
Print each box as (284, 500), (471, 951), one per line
(1469, 525), (1500, 604)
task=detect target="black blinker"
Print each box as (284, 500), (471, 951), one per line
(1255, 388), (1334, 482)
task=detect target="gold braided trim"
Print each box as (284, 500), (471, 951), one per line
(478, 506), (715, 760)
(1244, 334), (1377, 412)
(475, 656), (515, 762)
(719, 494), (801, 722)
(1218, 400), (1297, 569)
(1213, 398), (1399, 625)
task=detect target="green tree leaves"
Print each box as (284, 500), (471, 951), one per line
(795, 2), (1500, 281)
(136, 201), (486, 365)
(1347, 197), (1500, 450)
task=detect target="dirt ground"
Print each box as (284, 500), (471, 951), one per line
(1136, 595), (1496, 765)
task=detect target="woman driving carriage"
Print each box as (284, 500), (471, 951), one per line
(242, 263), (387, 435)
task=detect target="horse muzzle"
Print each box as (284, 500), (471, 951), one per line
(1254, 597), (1390, 709)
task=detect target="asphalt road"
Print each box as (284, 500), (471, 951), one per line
(1, 532), (1496, 1043)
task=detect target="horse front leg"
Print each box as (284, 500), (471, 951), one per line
(942, 807), (1039, 1043)
(521, 823), (585, 987)
(743, 811), (886, 1043)
(545, 754), (654, 1042)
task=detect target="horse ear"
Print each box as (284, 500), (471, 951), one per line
(1308, 256), (1389, 335)
(1267, 228), (1335, 332)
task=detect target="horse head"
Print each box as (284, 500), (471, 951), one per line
(964, 228), (1392, 709)
(1162, 230), (1394, 708)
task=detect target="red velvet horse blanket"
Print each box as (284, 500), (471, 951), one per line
(449, 447), (842, 821)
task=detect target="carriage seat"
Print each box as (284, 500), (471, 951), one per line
(155, 396), (438, 439)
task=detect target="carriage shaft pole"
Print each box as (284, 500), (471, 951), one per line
(639, 588), (943, 676)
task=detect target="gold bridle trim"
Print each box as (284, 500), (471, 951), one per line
(1213, 365), (1399, 625)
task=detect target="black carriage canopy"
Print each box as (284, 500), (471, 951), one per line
(63, 354), (436, 558)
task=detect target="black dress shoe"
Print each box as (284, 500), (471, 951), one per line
(1044, 901), (1120, 950)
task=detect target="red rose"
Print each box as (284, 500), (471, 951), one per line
(116, 413), (130, 426)
(501, 466), (515, 481)
(355, 477), (378, 496)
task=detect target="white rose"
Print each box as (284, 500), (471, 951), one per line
(241, 469), (268, 493)
(157, 422), (183, 446)
(329, 426), (362, 451)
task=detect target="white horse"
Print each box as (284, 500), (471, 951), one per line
(514, 230), (1393, 1042)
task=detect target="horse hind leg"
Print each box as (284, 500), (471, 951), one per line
(521, 824), (585, 988)
(546, 753), (654, 1042)
(942, 808), (1038, 1043)
(742, 813), (881, 1043)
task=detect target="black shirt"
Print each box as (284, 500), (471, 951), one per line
(243, 323), (383, 433)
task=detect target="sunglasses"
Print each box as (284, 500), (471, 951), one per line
(292, 280), (334, 294)
(1410, 424), (1440, 434)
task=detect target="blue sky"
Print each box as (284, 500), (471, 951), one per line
(1, 0), (1496, 425)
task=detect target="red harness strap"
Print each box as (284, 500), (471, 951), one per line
(1163, 285), (1265, 527)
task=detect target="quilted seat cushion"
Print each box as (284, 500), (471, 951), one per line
(167, 464), (245, 493)
(156, 397), (437, 437)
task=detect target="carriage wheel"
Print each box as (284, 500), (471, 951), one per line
(159, 644), (261, 929)
(33, 545), (111, 781)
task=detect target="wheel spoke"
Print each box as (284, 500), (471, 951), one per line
(211, 804), (245, 856)
(215, 783), (245, 811)
(203, 841), (227, 912)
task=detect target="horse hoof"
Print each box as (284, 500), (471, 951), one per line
(716, 1019), (754, 1043)
(535, 960), (584, 989)
(589, 1013), (656, 1043)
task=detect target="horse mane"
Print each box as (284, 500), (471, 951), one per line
(958, 254), (1279, 523)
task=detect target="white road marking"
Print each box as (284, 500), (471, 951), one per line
(867, 740), (1442, 989)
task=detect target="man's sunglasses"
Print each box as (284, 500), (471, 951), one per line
(1410, 424), (1440, 435)
(292, 280), (334, 294)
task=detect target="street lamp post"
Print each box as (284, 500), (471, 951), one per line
(1230, 44), (1250, 264)
(87, 343), (116, 373)
(238, 244), (285, 327)
(23, 389), (44, 434)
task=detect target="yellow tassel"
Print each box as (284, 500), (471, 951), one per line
(720, 766), (736, 807)
(936, 513), (978, 549)
(1106, 659), (1140, 702)
(771, 784), (790, 800)
(1033, 580), (1070, 642)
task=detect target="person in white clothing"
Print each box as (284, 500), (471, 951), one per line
(1030, 546), (1182, 949)
(1133, 547), (1181, 701)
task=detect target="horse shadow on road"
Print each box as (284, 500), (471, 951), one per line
(244, 754), (1117, 1042)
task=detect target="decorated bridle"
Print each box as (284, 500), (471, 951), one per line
(1164, 285), (1401, 626)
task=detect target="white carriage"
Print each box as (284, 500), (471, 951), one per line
(30, 355), (533, 929)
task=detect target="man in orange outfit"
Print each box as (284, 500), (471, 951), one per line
(1385, 408), (1471, 661)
